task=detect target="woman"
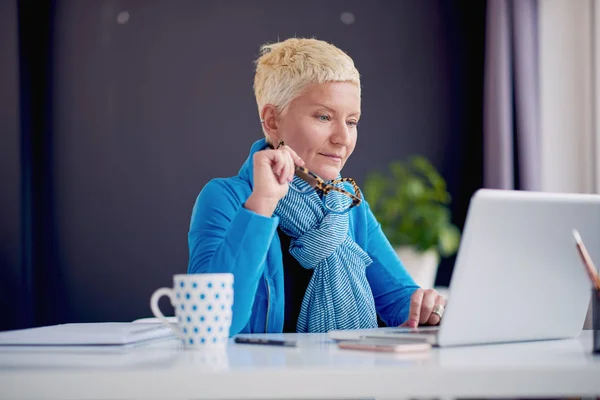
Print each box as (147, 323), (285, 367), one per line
(188, 37), (446, 336)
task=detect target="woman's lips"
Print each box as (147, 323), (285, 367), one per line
(320, 153), (342, 162)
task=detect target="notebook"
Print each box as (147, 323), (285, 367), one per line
(0, 323), (176, 346)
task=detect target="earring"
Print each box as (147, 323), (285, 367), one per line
(260, 119), (265, 124)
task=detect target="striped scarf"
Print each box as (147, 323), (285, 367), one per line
(274, 176), (378, 333)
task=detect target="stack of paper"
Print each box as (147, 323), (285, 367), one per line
(0, 323), (176, 346)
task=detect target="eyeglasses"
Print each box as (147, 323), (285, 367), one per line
(277, 141), (362, 214)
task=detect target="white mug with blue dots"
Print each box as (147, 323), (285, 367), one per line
(150, 273), (234, 349)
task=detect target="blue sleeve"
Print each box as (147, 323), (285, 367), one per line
(363, 200), (420, 327)
(187, 179), (279, 336)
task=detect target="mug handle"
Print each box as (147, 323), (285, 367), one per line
(150, 287), (184, 339)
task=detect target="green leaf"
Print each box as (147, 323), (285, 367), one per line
(362, 155), (462, 258)
(438, 224), (461, 257)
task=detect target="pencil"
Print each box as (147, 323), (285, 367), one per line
(572, 229), (600, 292)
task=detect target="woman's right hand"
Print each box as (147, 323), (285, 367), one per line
(244, 144), (304, 217)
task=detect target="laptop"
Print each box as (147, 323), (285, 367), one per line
(329, 189), (600, 347)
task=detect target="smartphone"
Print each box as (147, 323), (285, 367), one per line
(337, 339), (431, 353)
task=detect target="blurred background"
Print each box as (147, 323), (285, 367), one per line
(1, 0), (598, 331)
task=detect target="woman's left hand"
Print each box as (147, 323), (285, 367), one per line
(400, 288), (447, 328)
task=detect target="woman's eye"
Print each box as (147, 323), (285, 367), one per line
(347, 120), (358, 127)
(317, 114), (331, 122)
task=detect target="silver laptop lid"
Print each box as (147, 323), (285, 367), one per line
(438, 189), (599, 347)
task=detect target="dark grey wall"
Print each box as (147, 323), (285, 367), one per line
(42, 0), (478, 323)
(0, 1), (21, 330)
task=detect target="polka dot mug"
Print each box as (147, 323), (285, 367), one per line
(150, 273), (234, 349)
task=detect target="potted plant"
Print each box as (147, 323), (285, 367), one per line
(363, 156), (461, 288)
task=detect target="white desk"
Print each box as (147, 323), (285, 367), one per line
(1, 331), (599, 399)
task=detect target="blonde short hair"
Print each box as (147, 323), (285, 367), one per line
(253, 38), (360, 140)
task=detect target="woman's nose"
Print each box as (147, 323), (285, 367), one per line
(330, 120), (351, 145)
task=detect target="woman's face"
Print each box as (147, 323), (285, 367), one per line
(273, 82), (361, 181)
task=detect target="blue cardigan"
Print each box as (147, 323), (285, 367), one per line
(188, 139), (419, 336)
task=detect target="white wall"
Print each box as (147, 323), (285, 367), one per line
(539, 0), (597, 194)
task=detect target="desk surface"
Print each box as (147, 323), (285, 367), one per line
(1, 331), (599, 400)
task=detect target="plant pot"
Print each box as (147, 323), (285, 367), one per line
(394, 246), (440, 289)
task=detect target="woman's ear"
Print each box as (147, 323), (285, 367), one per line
(261, 104), (280, 143)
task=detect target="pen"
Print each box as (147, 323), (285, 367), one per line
(572, 229), (600, 292)
(234, 337), (297, 347)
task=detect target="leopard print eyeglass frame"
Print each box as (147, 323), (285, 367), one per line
(276, 140), (362, 213)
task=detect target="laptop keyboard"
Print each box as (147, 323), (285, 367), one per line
(383, 327), (440, 336)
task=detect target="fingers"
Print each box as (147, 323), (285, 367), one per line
(261, 144), (304, 185)
(401, 289), (446, 328)
(283, 152), (294, 184)
(419, 289), (437, 325)
(276, 145), (303, 184)
(269, 151), (286, 183)
(279, 144), (305, 166)
(262, 150), (286, 184)
(276, 152), (291, 184)
(427, 294), (447, 326)
(266, 149), (293, 184)
(406, 289), (424, 328)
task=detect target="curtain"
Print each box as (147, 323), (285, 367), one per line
(16, 0), (64, 329)
(483, 0), (540, 191)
